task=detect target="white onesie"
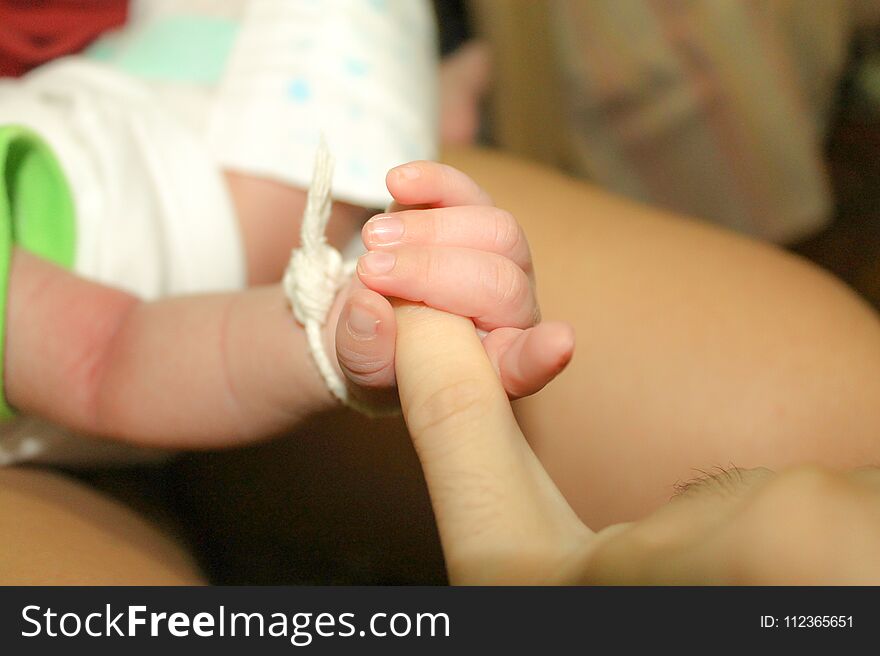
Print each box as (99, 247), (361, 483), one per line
(0, 0), (438, 466)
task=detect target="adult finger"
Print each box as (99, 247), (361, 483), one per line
(393, 301), (588, 583)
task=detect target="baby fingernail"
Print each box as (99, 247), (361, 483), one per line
(347, 304), (379, 339)
(365, 215), (404, 243)
(358, 251), (396, 275)
(394, 164), (421, 181)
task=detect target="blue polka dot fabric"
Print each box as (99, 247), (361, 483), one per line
(206, 0), (439, 208)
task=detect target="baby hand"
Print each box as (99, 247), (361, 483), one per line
(332, 161), (574, 408)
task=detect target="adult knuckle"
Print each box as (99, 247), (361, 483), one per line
(408, 376), (494, 436)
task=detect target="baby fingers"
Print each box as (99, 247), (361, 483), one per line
(482, 322), (576, 399)
(385, 160), (493, 210)
(362, 206), (533, 275)
(334, 287), (398, 394)
(357, 246), (538, 331)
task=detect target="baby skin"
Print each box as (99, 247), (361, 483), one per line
(3, 161), (573, 450)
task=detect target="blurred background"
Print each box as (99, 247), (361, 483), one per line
(4, 0), (880, 301)
(438, 0), (880, 309)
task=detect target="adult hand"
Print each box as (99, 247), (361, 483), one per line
(394, 303), (880, 585)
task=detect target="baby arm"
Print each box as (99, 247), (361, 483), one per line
(225, 171), (369, 285)
(5, 249), (335, 449)
(4, 163), (569, 447)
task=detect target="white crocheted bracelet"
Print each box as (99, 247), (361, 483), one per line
(282, 140), (388, 417)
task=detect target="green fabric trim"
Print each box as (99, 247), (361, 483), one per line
(0, 126), (77, 419)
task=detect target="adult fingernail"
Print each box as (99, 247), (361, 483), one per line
(365, 215), (404, 244)
(358, 251), (396, 275)
(347, 303), (379, 339)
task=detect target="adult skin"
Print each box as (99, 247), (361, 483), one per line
(394, 300), (880, 584)
(0, 467), (202, 584)
(441, 147), (880, 528)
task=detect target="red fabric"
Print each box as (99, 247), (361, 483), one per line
(0, 0), (128, 78)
